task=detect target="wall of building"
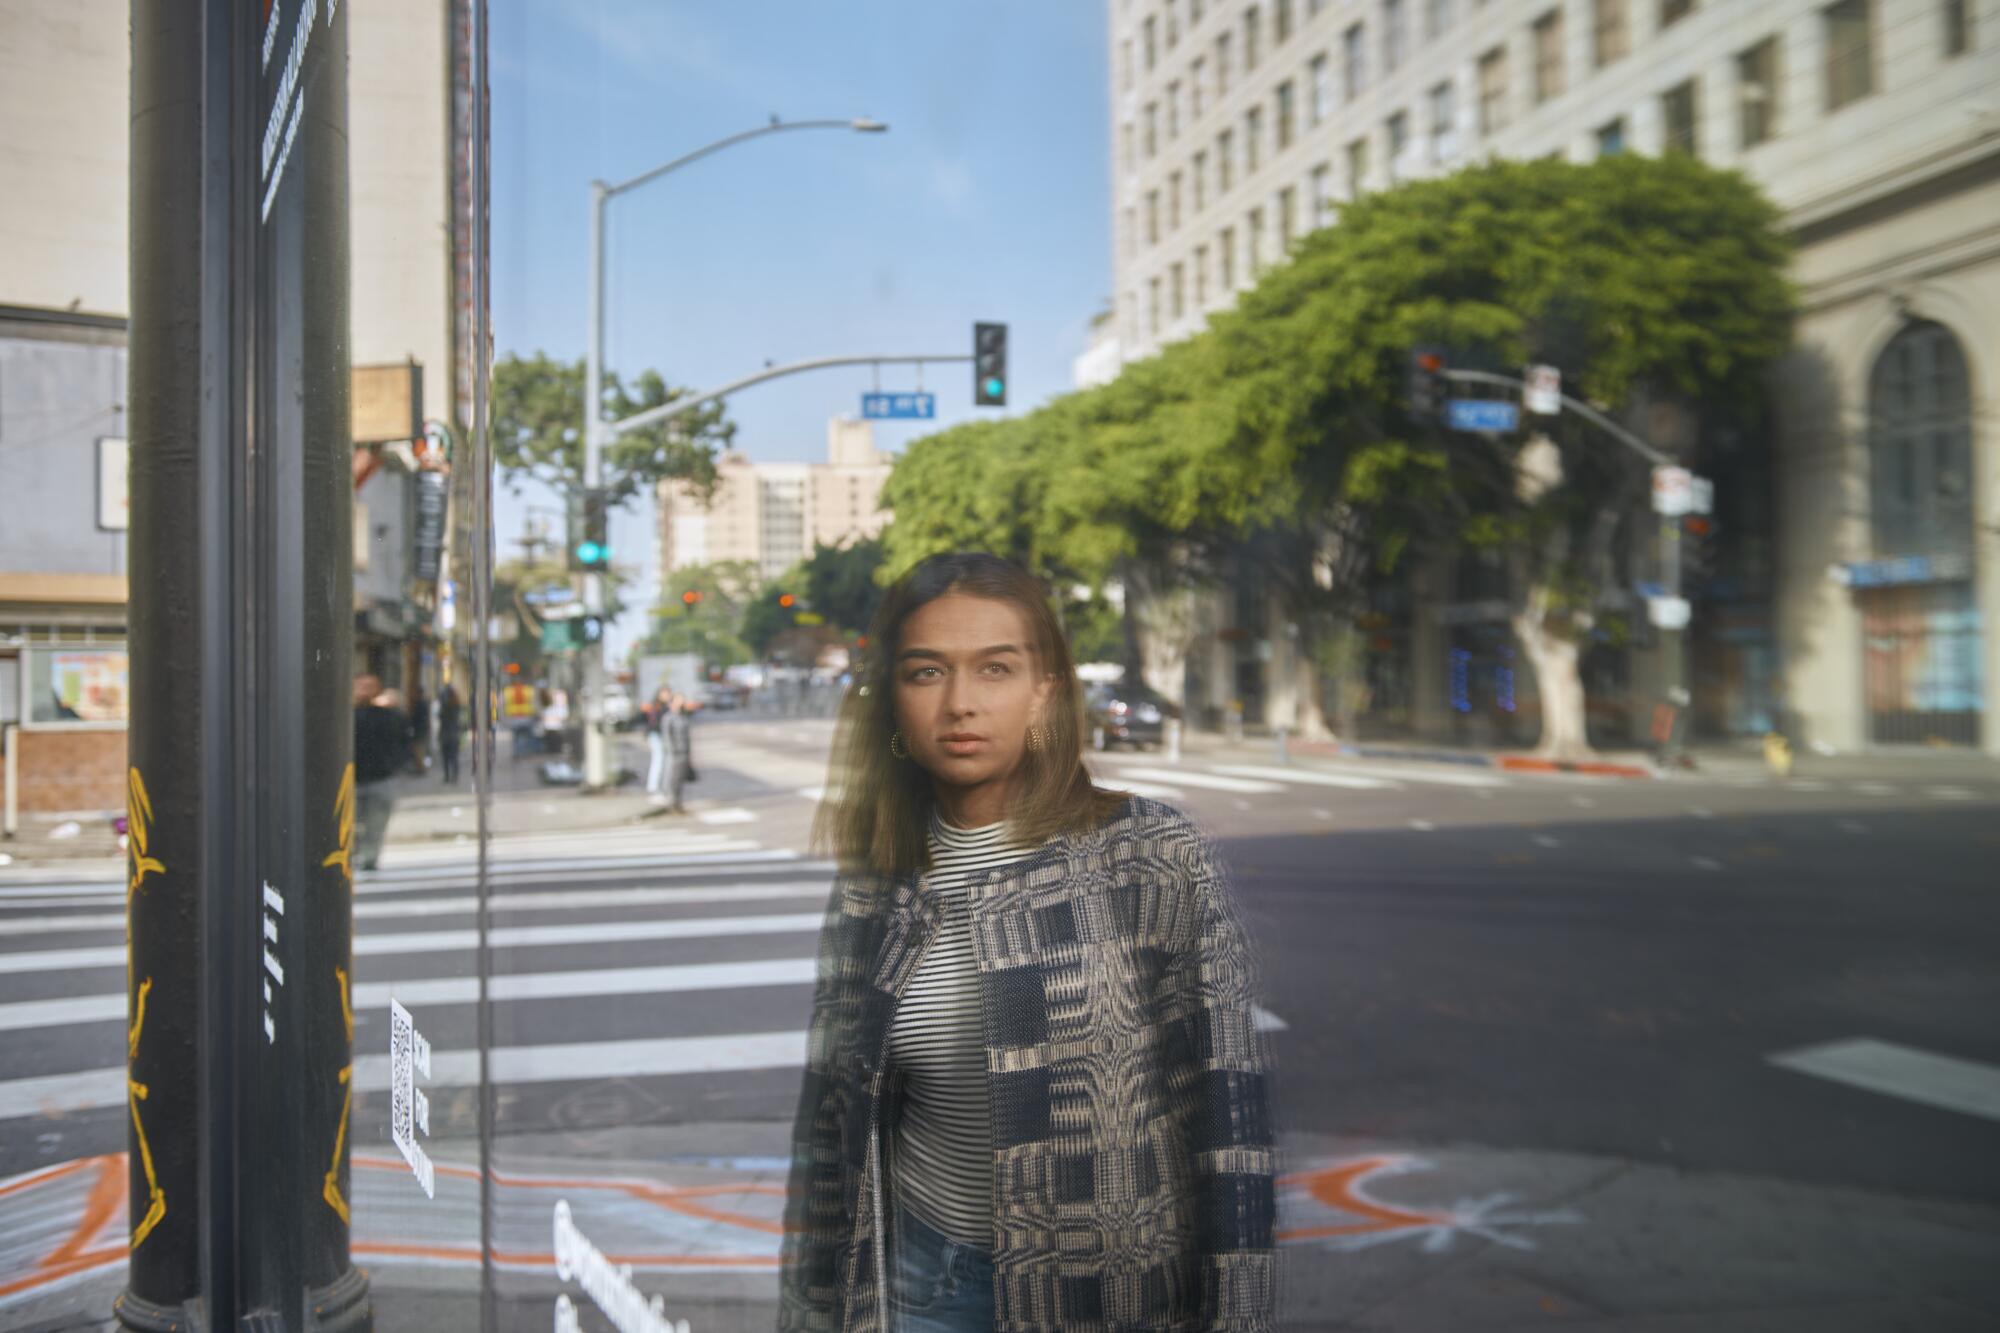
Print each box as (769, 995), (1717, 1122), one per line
(0, 318), (127, 580)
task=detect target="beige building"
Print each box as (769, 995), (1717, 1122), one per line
(1105, 0), (2000, 754)
(1, 0), (460, 819)
(658, 417), (895, 587)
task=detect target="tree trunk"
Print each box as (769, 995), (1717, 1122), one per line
(1513, 584), (1592, 759)
(1119, 562), (1197, 708)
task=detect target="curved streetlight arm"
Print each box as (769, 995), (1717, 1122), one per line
(609, 353), (973, 439)
(602, 117), (885, 200)
(1443, 368), (1671, 466)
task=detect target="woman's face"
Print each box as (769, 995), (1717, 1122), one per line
(892, 592), (1053, 799)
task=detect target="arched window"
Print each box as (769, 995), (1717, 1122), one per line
(1868, 320), (1973, 561)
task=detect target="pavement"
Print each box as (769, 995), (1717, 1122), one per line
(3, 714), (1998, 1329)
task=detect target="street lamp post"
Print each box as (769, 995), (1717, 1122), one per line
(579, 116), (887, 789)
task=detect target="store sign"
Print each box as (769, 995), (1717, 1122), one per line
(1844, 553), (1971, 588)
(413, 469), (448, 583)
(36, 649), (130, 723)
(98, 437), (129, 530)
(1524, 364), (1561, 415)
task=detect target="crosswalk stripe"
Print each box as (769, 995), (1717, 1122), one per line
(1114, 766), (1286, 794)
(357, 849), (808, 893)
(1768, 1037), (2000, 1123)
(0, 911), (828, 977)
(0, 957), (824, 1036)
(0, 1028), (815, 1121)
(1210, 764), (1398, 790)
(0, 879), (836, 938)
(1098, 779), (1186, 800)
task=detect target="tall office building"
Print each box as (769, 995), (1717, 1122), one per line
(1103, 0), (1999, 753)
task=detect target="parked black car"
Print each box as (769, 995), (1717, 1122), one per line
(1083, 681), (1178, 750)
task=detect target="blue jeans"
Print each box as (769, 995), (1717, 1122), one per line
(889, 1205), (994, 1332)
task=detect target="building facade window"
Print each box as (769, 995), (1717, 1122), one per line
(1170, 171), (1184, 229)
(1596, 116), (1625, 155)
(1311, 162), (1332, 222)
(1246, 6), (1263, 69)
(1429, 81), (1458, 162)
(1660, 0), (1695, 28)
(1219, 128), (1236, 189)
(1347, 135), (1370, 196)
(1147, 189), (1161, 243)
(1171, 262), (1186, 320)
(1145, 15), (1158, 70)
(1478, 46), (1509, 134)
(1146, 102), (1159, 157)
(1246, 106), (1263, 171)
(1425, 0), (1454, 41)
(1167, 0), (1181, 48)
(1149, 276), (1162, 334)
(1121, 38), (1134, 90)
(1593, 0), (1629, 67)
(1192, 0), (1205, 22)
(1195, 244), (1210, 304)
(1385, 0), (1408, 70)
(1279, 185), (1298, 249)
(1944, 0), (1972, 55)
(1248, 206), (1266, 274)
(1194, 149), (1209, 209)
(1123, 205), (1137, 258)
(1218, 31), (1233, 92)
(1121, 122), (1135, 173)
(1193, 57), (1208, 115)
(1825, 0), (1875, 110)
(1869, 320), (1974, 561)
(1310, 53), (1331, 124)
(1737, 37), (1780, 148)
(1168, 80), (1182, 138)
(1662, 77), (1699, 155)
(1386, 109), (1409, 179)
(1277, 80), (1297, 148)
(1344, 22), (1367, 99)
(1221, 225), (1238, 287)
(1277, 0), (1295, 41)
(1533, 9), (1565, 103)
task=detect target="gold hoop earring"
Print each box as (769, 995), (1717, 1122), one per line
(889, 730), (909, 759)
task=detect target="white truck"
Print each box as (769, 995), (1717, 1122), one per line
(634, 652), (705, 713)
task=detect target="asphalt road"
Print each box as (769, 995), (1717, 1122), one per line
(3, 713), (1997, 1326)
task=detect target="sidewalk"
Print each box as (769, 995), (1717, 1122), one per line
(8, 1125), (1995, 1330)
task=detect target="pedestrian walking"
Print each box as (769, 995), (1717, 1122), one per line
(406, 684), (430, 773)
(644, 687), (674, 801)
(351, 674), (404, 872)
(661, 692), (694, 814)
(779, 552), (1276, 1332)
(437, 685), (462, 784)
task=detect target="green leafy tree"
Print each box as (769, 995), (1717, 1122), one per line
(638, 560), (760, 667)
(491, 352), (735, 508)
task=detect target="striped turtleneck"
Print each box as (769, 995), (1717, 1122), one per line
(883, 810), (1035, 1249)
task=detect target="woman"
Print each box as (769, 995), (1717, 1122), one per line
(436, 684), (462, 784)
(780, 553), (1276, 1332)
(645, 687), (675, 801)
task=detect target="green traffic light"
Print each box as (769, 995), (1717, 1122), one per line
(983, 377), (1004, 398)
(576, 541), (606, 564)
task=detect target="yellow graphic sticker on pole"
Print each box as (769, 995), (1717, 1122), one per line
(125, 766), (167, 1249)
(324, 966), (355, 1223)
(323, 762), (355, 887)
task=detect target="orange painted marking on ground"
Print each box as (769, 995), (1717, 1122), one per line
(0, 1154), (128, 1299)
(353, 1153), (789, 1235)
(355, 1241), (777, 1269)
(0, 1154), (95, 1200)
(1275, 1155), (1450, 1242)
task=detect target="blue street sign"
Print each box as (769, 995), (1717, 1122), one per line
(1446, 399), (1521, 433)
(861, 391), (936, 420)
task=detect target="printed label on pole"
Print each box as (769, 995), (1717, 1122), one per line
(1647, 595), (1692, 630)
(390, 999), (435, 1198)
(1688, 475), (1714, 516)
(553, 1199), (693, 1333)
(1651, 466), (1693, 516)
(1524, 365), (1561, 415)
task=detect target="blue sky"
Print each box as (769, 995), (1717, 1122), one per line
(489, 2), (1111, 652)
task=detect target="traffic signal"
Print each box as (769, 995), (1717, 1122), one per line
(569, 614), (604, 644)
(681, 589), (702, 606)
(1407, 346), (1446, 421)
(974, 322), (1008, 407)
(778, 593), (795, 608)
(1681, 515), (1719, 592)
(570, 487), (611, 572)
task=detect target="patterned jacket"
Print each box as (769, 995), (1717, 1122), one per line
(778, 795), (1277, 1332)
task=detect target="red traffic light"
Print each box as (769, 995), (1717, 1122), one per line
(1415, 351), (1444, 372)
(778, 593), (795, 608)
(682, 589), (702, 605)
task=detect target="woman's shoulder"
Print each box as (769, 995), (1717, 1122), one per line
(1083, 790), (1211, 857)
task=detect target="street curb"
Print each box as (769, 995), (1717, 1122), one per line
(1318, 741), (1657, 780)
(1494, 754), (1655, 779)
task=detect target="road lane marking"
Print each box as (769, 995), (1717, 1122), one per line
(1116, 767), (1286, 794)
(1853, 782), (1896, 796)
(1686, 806), (1715, 820)
(1690, 856), (1722, 871)
(695, 808), (758, 825)
(1927, 786), (1980, 802)
(1098, 779), (1187, 800)
(1768, 1037), (2000, 1123)
(1532, 835), (1561, 848)
(1408, 819), (1435, 832)
(1837, 819), (1868, 834)
(1210, 765), (1399, 790)
(0, 911), (829, 976)
(1252, 1006), (1287, 1032)
(1569, 796), (1595, 808)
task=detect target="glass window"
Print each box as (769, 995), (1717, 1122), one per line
(1478, 46), (1509, 135)
(1246, 5), (1263, 69)
(1248, 206), (1266, 274)
(1122, 121), (1135, 173)
(1146, 102), (1159, 156)
(1124, 206), (1138, 257)
(1196, 243), (1210, 303)
(1171, 261), (1186, 319)
(1426, 0), (1455, 41)
(1193, 0), (1206, 22)
(26, 646), (130, 723)
(1661, 0), (1695, 28)
(1279, 185), (1298, 249)
(1145, 14), (1158, 68)
(1218, 30), (1233, 91)
(1220, 128), (1236, 188)
(1533, 9), (1566, 103)
(1277, 80), (1297, 149)
(1869, 321), (1974, 561)
(1662, 78), (1699, 155)
(1193, 57), (1208, 115)
(1277, 0), (1296, 42)
(1594, 0), (1629, 67)
(1386, 108), (1409, 179)
(1122, 37), (1135, 89)
(1429, 81), (1458, 163)
(1825, 0), (1874, 110)
(1344, 22), (1368, 99)
(1246, 106), (1263, 171)
(1221, 224), (1238, 286)
(1149, 275), (1162, 334)
(1311, 53), (1332, 124)
(1170, 171), (1183, 229)
(1596, 115), (1626, 155)
(1737, 37), (1780, 148)
(1168, 80), (1182, 138)
(1347, 134), (1371, 196)
(1311, 161), (1333, 224)
(1147, 189), (1161, 243)
(1194, 149), (1209, 209)
(1168, 0), (1181, 47)
(1944, 0), (1973, 55)
(1385, 0), (1408, 70)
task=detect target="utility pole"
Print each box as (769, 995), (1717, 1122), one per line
(124, 1), (367, 1328)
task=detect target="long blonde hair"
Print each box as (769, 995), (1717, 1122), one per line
(812, 552), (1127, 876)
